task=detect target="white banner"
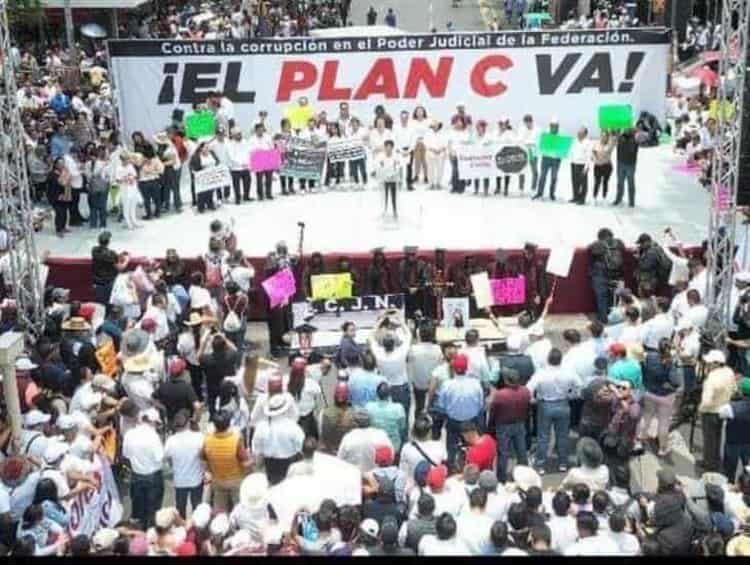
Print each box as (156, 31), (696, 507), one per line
(457, 143), (530, 179)
(109, 29), (670, 142)
(327, 138), (366, 163)
(66, 454), (123, 537)
(194, 165), (231, 194)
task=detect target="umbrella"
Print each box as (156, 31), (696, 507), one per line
(689, 66), (719, 88)
(80, 23), (107, 39)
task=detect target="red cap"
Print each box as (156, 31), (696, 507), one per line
(451, 354), (469, 375)
(608, 343), (627, 357)
(1, 457), (26, 483)
(169, 356), (187, 377)
(334, 382), (349, 403)
(175, 541), (197, 556)
(427, 464), (448, 490)
(290, 357), (307, 379)
(268, 375), (284, 394)
(141, 317), (157, 333)
(375, 445), (394, 467)
(79, 302), (96, 322)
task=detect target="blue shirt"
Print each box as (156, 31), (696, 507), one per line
(348, 368), (386, 407)
(365, 399), (407, 451)
(49, 134), (72, 159)
(438, 375), (484, 422)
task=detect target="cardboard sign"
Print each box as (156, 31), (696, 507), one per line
(95, 341), (118, 377)
(249, 149), (282, 172)
(470, 272), (493, 309)
(490, 276), (526, 305)
(262, 268), (297, 309)
(539, 133), (574, 159)
(546, 246), (575, 278)
(598, 104), (634, 130)
(310, 273), (353, 300)
(284, 104), (315, 131)
(194, 165), (231, 194)
(185, 111), (216, 140)
(327, 138), (366, 163)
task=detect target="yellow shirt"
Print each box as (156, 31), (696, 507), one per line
(699, 366), (736, 414)
(203, 431), (244, 482)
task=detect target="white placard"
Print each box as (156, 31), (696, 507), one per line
(194, 165), (231, 194)
(470, 272), (493, 310)
(442, 297), (470, 328)
(546, 246), (575, 278)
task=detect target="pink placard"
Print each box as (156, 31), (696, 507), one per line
(261, 268), (296, 309)
(490, 276), (526, 306)
(249, 149), (282, 172)
(713, 184), (730, 211)
(672, 162), (701, 175)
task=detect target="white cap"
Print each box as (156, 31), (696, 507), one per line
(55, 414), (77, 431)
(15, 358), (38, 371)
(192, 503), (212, 529)
(360, 518), (379, 538)
(92, 528), (119, 551)
(140, 407), (162, 423)
(24, 409), (51, 428)
(43, 441), (69, 464)
(155, 507), (178, 529)
(210, 513), (230, 537)
(703, 349), (726, 364)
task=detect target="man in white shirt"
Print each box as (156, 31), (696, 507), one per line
(641, 297), (674, 351)
(570, 126), (593, 205)
(338, 408), (394, 473)
(251, 394), (305, 484)
(227, 128), (253, 204)
(688, 258), (708, 300)
(562, 329), (597, 386)
(418, 512), (470, 555)
(399, 414), (447, 484)
(460, 329), (492, 384)
(164, 411), (205, 519)
(369, 315), (413, 425)
(549, 491), (579, 553)
(685, 288), (708, 328)
(208, 126), (231, 203)
(456, 489), (495, 555)
(517, 114), (539, 192)
(407, 327), (444, 415)
(526, 324), (552, 371)
(564, 512), (620, 556)
(393, 110), (415, 190)
(122, 408), (165, 529)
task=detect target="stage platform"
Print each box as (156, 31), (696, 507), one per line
(38, 145), (708, 258)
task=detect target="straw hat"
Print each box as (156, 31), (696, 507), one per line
(264, 393), (292, 418)
(61, 316), (91, 331)
(239, 473), (269, 507)
(183, 311), (204, 326)
(122, 328), (150, 357)
(123, 352), (151, 373)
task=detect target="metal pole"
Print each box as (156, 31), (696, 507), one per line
(64, 0), (74, 49)
(0, 333), (24, 444)
(112, 8), (119, 39)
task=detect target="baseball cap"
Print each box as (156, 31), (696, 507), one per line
(375, 445), (394, 467)
(702, 349), (726, 364)
(608, 342), (627, 357)
(451, 354), (468, 375)
(24, 409), (51, 427)
(92, 528), (119, 552)
(360, 518), (379, 539)
(55, 414), (77, 431)
(427, 464), (449, 490)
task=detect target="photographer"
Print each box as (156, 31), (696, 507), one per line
(198, 330), (240, 418)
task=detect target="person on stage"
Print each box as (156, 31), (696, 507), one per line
(425, 120), (447, 190)
(521, 242), (550, 320)
(264, 241), (298, 357)
(448, 116), (471, 194)
(398, 246), (428, 320)
(375, 139), (402, 219)
(366, 247), (392, 295)
(518, 114), (540, 193)
(472, 120), (494, 196)
(532, 118), (562, 201)
(569, 127), (593, 205)
(614, 128), (639, 208)
(495, 117), (516, 196)
(250, 123), (275, 201)
(592, 131), (616, 204)
(348, 117), (369, 189)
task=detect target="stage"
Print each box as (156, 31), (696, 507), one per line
(41, 144), (708, 317)
(38, 145), (708, 257)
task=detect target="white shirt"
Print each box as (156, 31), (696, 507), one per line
(518, 124), (540, 148)
(337, 427), (393, 473)
(407, 343), (444, 390)
(564, 534), (621, 556)
(605, 531), (640, 555)
(686, 304), (708, 328)
(526, 366), (582, 402)
(228, 138), (252, 170)
(371, 339), (410, 386)
(549, 514), (579, 553)
(228, 265), (254, 293)
(424, 129), (447, 152)
(208, 138), (230, 165)
(641, 313), (674, 349)
(527, 338), (552, 371)
(291, 378), (322, 417)
(252, 416), (304, 459)
(419, 535), (470, 556)
(393, 122), (414, 150)
(460, 344), (491, 382)
(374, 153), (403, 183)
(689, 268), (708, 299)
(399, 439), (447, 481)
(369, 128), (394, 154)
(619, 324), (642, 346)
(456, 510), (494, 555)
(570, 137), (593, 166)
(484, 489), (513, 522)
(669, 290), (690, 323)
(562, 343), (597, 383)
(63, 154), (83, 188)
(164, 429), (205, 488)
(122, 423), (164, 475)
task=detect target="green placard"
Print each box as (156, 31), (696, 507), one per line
(598, 104), (633, 131)
(185, 111), (216, 140)
(538, 133), (574, 159)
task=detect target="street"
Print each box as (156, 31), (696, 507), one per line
(349, 0), (487, 32)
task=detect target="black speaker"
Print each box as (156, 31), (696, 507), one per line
(736, 15), (750, 206)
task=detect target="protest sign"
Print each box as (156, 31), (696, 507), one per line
(249, 149), (282, 172)
(292, 294), (404, 334)
(546, 246), (575, 278)
(281, 137), (327, 180)
(442, 297), (470, 328)
(67, 455), (123, 537)
(194, 165), (231, 194)
(185, 111), (216, 139)
(327, 138), (366, 163)
(495, 145), (529, 174)
(311, 273), (353, 300)
(539, 133), (574, 159)
(709, 99), (735, 122)
(470, 272), (493, 309)
(598, 104), (633, 130)
(456, 143), (497, 180)
(95, 341), (118, 377)
(713, 183), (730, 211)
(262, 268), (297, 308)
(490, 276), (526, 305)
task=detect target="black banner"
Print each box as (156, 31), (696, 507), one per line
(495, 146), (529, 174)
(281, 137), (327, 180)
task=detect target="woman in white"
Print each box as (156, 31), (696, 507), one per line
(425, 120), (447, 190)
(374, 139), (402, 219)
(113, 152), (140, 229)
(472, 120), (494, 196)
(347, 117), (370, 189)
(369, 116), (394, 165)
(447, 116), (472, 194)
(410, 106), (430, 185)
(177, 311), (213, 401)
(495, 117), (516, 196)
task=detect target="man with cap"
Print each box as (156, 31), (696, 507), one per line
(19, 409), (52, 460)
(338, 407), (394, 473)
(613, 126), (639, 207)
(319, 382), (356, 454)
(365, 445), (408, 504)
(532, 118), (563, 201)
(719, 378), (750, 482)
(438, 353), (484, 470)
(489, 368), (531, 482)
(699, 349), (736, 471)
(164, 410), (206, 519)
(251, 395), (304, 486)
(153, 356), (201, 424)
(122, 407), (165, 529)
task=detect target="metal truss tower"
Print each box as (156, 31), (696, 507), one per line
(0, 0), (45, 337)
(705, 0), (749, 347)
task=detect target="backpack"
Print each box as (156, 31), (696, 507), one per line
(223, 310), (241, 333)
(653, 243), (673, 285)
(89, 166), (109, 194)
(603, 239), (624, 278)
